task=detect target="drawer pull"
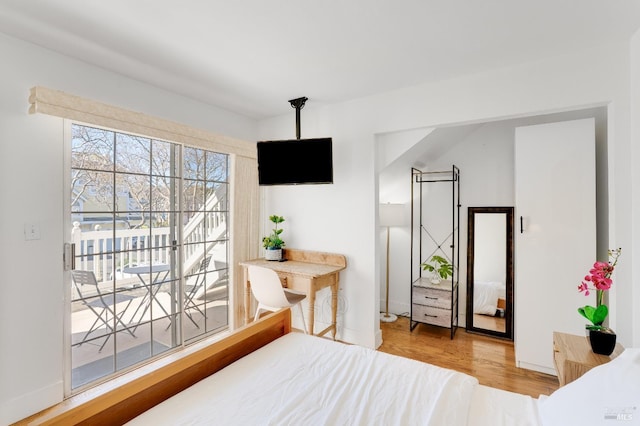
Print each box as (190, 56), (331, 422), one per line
(424, 296), (438, 300)
(424, 314), (437, 318)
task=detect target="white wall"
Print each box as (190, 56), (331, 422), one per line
(0, 33), (257, 425)
(630, 28), (640, 347)
(258, 42), (635, 355)
(258, 102), (377, 346)
(3, 29), (640, 424)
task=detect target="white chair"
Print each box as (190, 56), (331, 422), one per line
(248, 265), (308, 334)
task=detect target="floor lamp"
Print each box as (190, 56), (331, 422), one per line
(379, 203), (407, 323)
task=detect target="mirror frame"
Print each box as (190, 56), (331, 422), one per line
(466, 206), (514, 340)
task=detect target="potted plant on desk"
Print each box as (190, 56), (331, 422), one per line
(262, 215), (285, 261)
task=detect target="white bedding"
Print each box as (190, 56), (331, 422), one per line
(473, 281), (504, 315)
(128, 331), (640, 426)
(129, 333), (480, 425)
(538, 348), (640, 425)
(468, 385), (541, 426)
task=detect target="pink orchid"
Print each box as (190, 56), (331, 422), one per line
(590, 261), (614, 277)
(593, 277), (613, 291)
(578, 282), (590, 296)
(578, 248), (622, 329)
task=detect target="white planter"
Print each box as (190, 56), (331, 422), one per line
(265, 248), (282, 261)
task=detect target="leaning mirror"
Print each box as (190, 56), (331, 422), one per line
(466, 207), (514, 339)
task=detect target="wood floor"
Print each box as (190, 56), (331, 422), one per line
(378, 316), (559, 398)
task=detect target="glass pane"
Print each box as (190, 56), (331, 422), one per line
(152, 319), (179, 351)
(115, 133), (150, 174)
(185, 224), (206, 250)
(186, 242), (229, 339)
(206, 304), (229, 333)
(184, 322), (201, 341)
(71, 124), (114, 172)
(146, 228), (171, 252)
(183, 146), (205, 180)
(205, 182), (228, 212)
(151, 139), (178, 177)
(182, 178), (203, 213)
(71, 170), (114, 213)
(71, 336), (115, 389)
(206, 152), (228, 182)
(115, 173), (150, 216)
(151, 176), (177, 214)
(114, 329), (152, 372)
(204, 212), (226, 244)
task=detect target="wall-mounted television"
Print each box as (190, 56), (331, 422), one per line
(257, 137), (333, 185)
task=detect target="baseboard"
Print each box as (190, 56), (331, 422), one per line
(516, 360), (557, 376)
(379, 300), (410, 318)
(2, 380), (62, 425)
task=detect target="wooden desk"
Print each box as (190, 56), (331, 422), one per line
(239, 248), (346, 339)
(552, 331), (624, 386)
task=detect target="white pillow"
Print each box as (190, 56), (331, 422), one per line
(538, 348), (640, 425)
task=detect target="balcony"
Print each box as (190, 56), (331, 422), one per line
(71, 277), (229, 389)
(70, 210), (229, 390)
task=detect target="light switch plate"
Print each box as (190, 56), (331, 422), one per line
(24, 222), (41, 240)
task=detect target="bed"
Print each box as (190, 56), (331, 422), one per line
(22, 309), (640, 426)
(473, 280), (505, 315)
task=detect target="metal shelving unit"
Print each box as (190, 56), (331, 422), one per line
(410, 166), (461, 339)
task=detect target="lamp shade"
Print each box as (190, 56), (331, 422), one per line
(379, 203), (407, 227)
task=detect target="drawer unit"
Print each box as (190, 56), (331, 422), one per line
(411, 277), (456, 332)
(411, 304), (451, 328)
(412, 285), (452, 310)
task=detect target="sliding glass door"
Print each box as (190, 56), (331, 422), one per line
(67, 122), (229, 391)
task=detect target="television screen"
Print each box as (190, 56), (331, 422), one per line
(257, 138), (333, 185)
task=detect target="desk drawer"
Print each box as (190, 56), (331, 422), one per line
(412, 286), (451, 309)
(275, 272), (293, 288)
(412, 304), (451, 328)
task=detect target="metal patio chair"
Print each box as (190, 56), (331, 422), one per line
(71, 270), (136, 351)
(183, 256), (231, 328)
(183, 255), (212, 328)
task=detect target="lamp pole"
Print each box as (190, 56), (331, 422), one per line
(381, 224), (396, 321)
(380, 203), (405, 323)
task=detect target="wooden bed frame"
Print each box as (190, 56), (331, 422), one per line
(16, 309), (292, 426)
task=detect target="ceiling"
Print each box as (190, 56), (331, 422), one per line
(1, 1), (639, 119)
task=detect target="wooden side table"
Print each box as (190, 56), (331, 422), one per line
(552, 331), (624, 386)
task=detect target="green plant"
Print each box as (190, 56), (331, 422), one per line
(421, 255), (453, 281)
(262, 215), (286, 249)
(578, 248), (621, 331)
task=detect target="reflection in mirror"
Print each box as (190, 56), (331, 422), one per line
(466, 207), (514, 339)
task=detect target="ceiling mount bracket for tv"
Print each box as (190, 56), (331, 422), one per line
(288, 96), (308, 140)
(257, 96), (333, 185)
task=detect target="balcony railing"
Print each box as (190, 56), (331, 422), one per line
(72, 186), (227, 282)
